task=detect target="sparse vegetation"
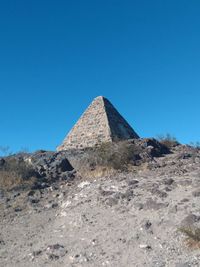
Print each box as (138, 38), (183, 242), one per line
(190, 142), (200, 149)
(0, 146), (12, 156)
(179, 227), (200, 249)
(157, 133), (179, 149)
(93, 141), (139, 170)
(81, 141), (141, 172)
(0, 157), (38, 190)
(71, 141), (140, 178)
(72, 138), (170, 178)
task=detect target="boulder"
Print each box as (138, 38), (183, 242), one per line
(29, 151), (74, 180)
(0, 158), (5, 168)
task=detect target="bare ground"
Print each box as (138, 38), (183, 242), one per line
(1, 145), (200, 267)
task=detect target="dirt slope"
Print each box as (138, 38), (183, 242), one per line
(1, 145), (200, 267)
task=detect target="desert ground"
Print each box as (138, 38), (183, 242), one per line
(1, 140), (200, 267)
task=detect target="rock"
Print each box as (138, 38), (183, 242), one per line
(144, 220), (152, 230)
(31, 182), (49, 190)
(27, 190), (35, 197)
(27, 190), (41, 203)
(143, 198), (168, 210)
(13, 192), (20, 198)
(28, 151), (74, 182)
(164, 186), (172, 192)
(169, 205), (178, 213)
(51, 203), (58, 208)
(69, 253), (89, 264)
(99, 188), (115, 197)
(123, 189), (134, 201)
(29, 198), (40, 204)
(105, 197), (118, 206)
(60, 171), (75, 181)
(162, 178), (174, 185)
(181, 214), (200, 227)
(14, 207), (22, 212)
(139, 138), (171, 157)
(127, 179), (139, 188)
(151, 188), (168, 198)
(0, 189), (4, 199)
(139, 244), (152, 250)
(151, 261), (166, 267)
(0, 158), (5, 168)
(177, 179), (192, 186)
(48, 254), (59, 260)
(55, 158), (72, 172)
(175, 263), (190, 267)
(192, 189), (200, 197)
(180, 198), (189, 203)
(127, 179), (139, 185)
(78, 181), (91, 189)
(32, 250), (42, 257)
(177, 153), (192, 160)
(0, 239), (5, 246)
(45, 202), (58, 209)
(46, 244), (67, 260)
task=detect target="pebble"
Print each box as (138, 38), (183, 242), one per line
(139, 244), (152, 250)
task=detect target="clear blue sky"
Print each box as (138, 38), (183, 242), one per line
(0, 0), (200, 153)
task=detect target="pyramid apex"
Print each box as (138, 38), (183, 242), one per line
(94, 95), (106, 101)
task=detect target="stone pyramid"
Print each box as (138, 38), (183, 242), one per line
(57, 96), (139, 151)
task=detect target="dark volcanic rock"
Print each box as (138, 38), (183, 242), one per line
(134, 138), (171, 157)
(28, 151), (74, 182)
(0, 158), (5, 168)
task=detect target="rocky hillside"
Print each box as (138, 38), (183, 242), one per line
(0, 139), (200, 267)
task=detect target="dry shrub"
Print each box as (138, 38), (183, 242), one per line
(92, 141), (137, 170)
(179, 227), (200, 249)
(77, 166), (117, 180)
(190, 142), (200, 149)
(157, 134), (179, 149)
(74, 141), (141, 178)
(0, 157), (38, 190)
(0, 171), (36, 190)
